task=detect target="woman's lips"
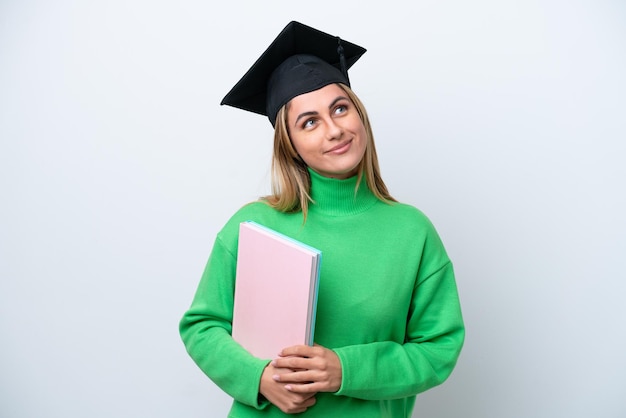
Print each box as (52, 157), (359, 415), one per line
(325, 139), (352, 154)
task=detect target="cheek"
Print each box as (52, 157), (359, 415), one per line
(289, 136), (314, 162)
(291, 131), (321, 152)
(289, 136), (303, 156)
(355, 124), (368, 151)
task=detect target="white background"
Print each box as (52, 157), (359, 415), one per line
(1, 1), (625, 417)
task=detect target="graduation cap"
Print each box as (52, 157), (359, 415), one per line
(220, 21), (366, 126)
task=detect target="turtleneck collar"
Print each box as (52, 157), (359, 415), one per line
(307, 168), (379, 216)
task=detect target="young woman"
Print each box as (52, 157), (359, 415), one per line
(180, 21), (465, 417)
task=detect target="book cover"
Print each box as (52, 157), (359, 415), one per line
(232, 221), (322, 359)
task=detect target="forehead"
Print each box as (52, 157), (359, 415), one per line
(287, 84), (348, 114)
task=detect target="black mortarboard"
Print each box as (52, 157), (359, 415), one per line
(220, 21), (366, 126)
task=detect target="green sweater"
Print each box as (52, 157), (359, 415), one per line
(180, 170), (464, 417)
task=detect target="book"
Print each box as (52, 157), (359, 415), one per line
(232, 221), (322, 359)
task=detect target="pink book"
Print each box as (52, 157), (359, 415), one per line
(232, 221), (322, 359)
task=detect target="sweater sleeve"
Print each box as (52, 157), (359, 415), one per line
(179, 234), (270, 409)
(333, 256), (465, 400)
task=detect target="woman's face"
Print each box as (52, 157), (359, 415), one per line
(287, 84), (367, 180)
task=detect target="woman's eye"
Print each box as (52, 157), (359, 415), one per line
(334, 105), (347, 115)
(303, 119), (315, 129)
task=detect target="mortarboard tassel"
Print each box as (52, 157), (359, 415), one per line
(337, 37), (349, 84)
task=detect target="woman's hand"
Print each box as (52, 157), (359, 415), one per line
(271, 344), (342, 394)
(259, 363), (317, 414)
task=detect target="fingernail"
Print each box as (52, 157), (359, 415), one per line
(272, 374), (280, 381)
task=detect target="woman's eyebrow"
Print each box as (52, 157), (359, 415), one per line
(294, 111), (318, 127)
(329, 96), (349, 109)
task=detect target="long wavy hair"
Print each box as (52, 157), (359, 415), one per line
(263, 83), (395, 219)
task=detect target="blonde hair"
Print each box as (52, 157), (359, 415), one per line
(263, 84), (395, 218)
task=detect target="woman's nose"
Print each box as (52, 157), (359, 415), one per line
(325, 119), (343, 140)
